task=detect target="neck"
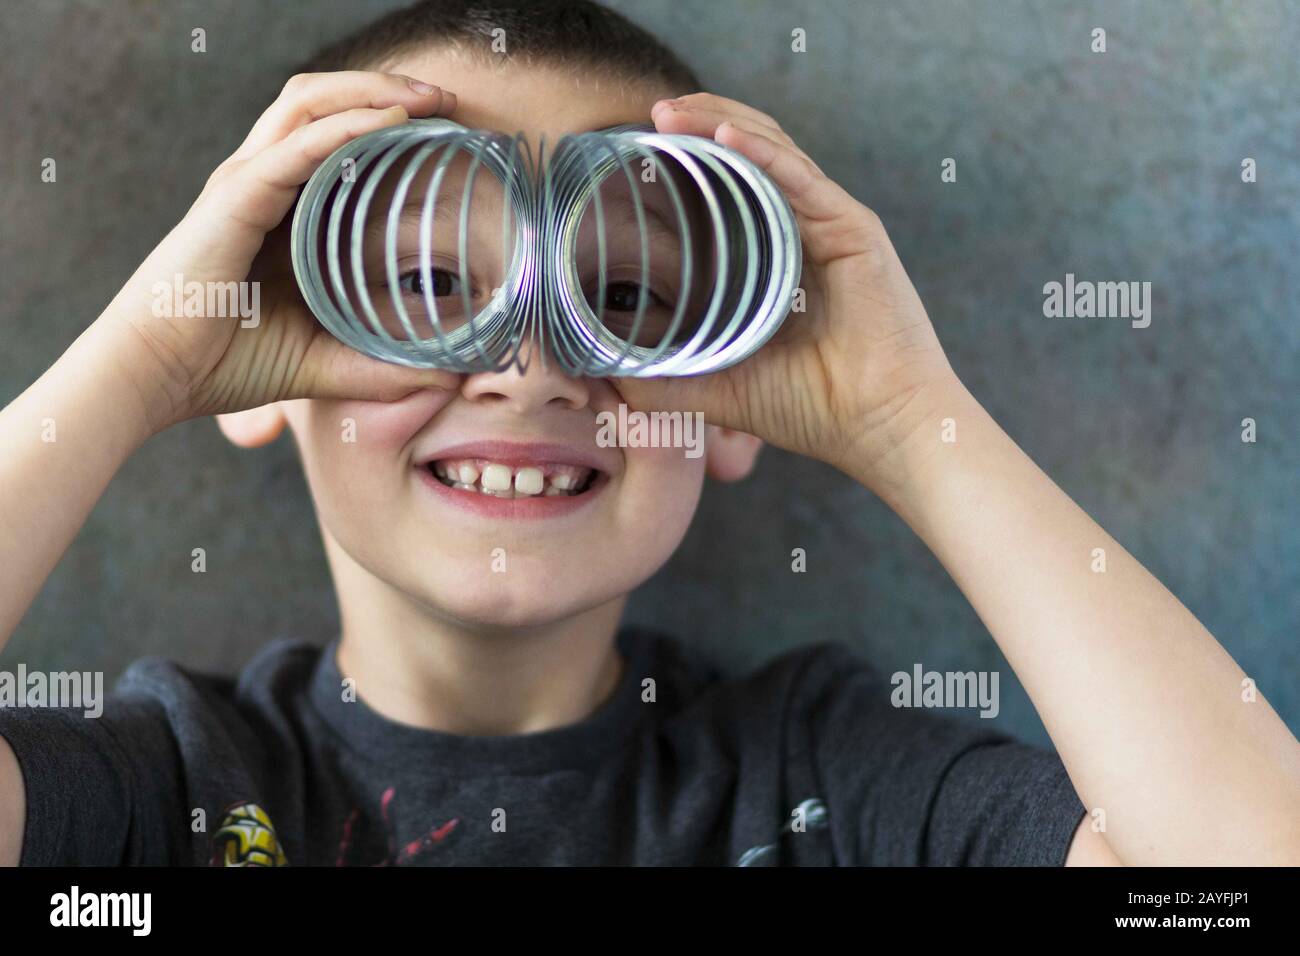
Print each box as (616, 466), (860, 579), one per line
(321, 532), (627, 737)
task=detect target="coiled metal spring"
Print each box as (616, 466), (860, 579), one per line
(291, 117), (801, 377)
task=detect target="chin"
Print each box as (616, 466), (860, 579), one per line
(414, 567), (625, 631)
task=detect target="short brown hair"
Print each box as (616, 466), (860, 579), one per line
(300, 0), (701, 93)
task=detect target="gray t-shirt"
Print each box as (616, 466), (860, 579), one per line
(0, 628), (1086, 866)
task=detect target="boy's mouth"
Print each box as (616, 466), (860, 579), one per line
(427, 458), (597, 498)
(413, 440), (616, 517)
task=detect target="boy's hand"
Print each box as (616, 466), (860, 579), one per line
(619, 93), (958, 486)
(97, 71), (463, 433)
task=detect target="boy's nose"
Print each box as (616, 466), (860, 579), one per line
(458, 334), (592, 412)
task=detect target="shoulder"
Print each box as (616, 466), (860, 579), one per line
(637, 630), (1031, 783)
(628, 629), (880, 735)
(670, 635), (891, 713)
(0, 640), (327, 866)
(96, 638), (328, 752)
(116, 638), (323, 703)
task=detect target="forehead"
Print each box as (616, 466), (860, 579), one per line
(382, 46), (671, 145)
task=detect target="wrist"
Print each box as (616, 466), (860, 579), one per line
(835, 371), (979, 512)
(78, 313), (191, 440)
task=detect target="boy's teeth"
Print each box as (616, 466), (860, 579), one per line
(481, 463), (512, 492)
(430, 458), (594, 498)
(514, 467), (544, 496)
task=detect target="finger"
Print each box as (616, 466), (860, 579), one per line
(295, 335), (464, 402)
(614, 373), (720, 422)
(656, 92), (783, 135)
(231, 70), (455, 161)
(207, 105), (412, 235)
(618, 370), (774, 444)
(652, 102), (822, 175)
(712, 121), (849, 224)
(653, 98), (790, 148)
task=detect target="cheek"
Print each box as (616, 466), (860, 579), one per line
(292, 390), (455, 518)
(326, 389), (457, 452)
(297, 390), (453, 472)
(615, 444), (706, 553)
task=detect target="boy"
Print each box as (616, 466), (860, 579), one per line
(0, 0), (1296, 866)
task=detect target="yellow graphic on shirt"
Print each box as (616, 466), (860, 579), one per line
(211, 803), (289, 867)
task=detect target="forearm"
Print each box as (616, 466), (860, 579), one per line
(0, 317), (163, 648)
(851, 374), (1300, 865)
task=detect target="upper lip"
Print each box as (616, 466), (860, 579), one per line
(415, 440), (618, 474)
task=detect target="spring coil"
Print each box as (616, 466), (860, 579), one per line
(290, 117), (801, 377)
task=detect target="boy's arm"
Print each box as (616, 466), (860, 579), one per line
(0, 72), (461, 863)
(1066, 815), (1122, 866)
(624, 92), (1300, 866)
(0, 320), (162, 644)
(0, 71), (459, 653)
(0, 737), (22, 866)
(854, 374), (1300, 866)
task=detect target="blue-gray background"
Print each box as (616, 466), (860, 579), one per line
(1, 0), (1296, 746)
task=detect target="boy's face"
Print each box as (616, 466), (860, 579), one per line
(225, 50), (761, 631)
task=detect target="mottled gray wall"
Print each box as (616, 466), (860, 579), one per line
(1, 1), (1296, 746)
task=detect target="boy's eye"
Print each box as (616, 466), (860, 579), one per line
(586, 281), (685, 346)
(399, 268), (466, 299)
(596, 281), (668, 313)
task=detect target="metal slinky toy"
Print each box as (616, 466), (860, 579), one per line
(290, 118), (802, 377)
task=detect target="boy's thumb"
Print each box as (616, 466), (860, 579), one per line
(615, 374), (723, 422)
(300, 339), (463, 402)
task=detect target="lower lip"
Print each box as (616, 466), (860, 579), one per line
(414, 466), (608, 519)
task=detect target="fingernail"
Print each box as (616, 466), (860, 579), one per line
(407, 78), (439, 95)
(652, 98), (681, 114)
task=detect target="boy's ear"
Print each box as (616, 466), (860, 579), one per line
(215, 404), (288, 448)
(704, 424), (763, 482)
